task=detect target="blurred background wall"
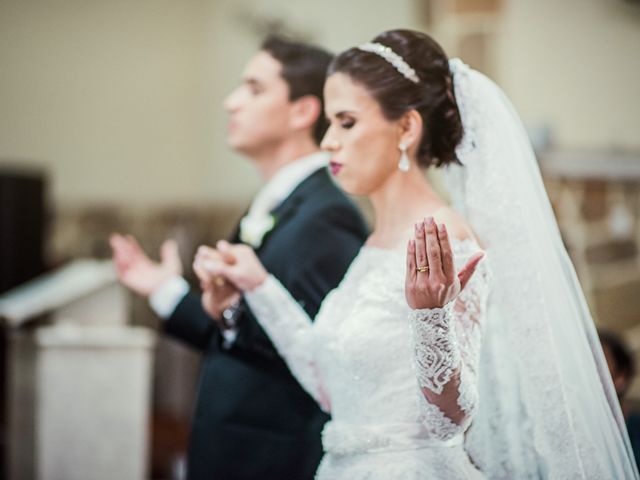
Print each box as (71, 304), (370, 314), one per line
(1, 0), (638, 211)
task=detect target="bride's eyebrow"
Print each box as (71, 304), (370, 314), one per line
(335, 111), (357, 118)
(325, 110), (358, 121)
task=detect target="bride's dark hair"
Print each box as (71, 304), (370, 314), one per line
(328, 29), (463, 168)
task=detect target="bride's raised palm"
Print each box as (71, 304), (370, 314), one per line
(405, 217), (484, 310)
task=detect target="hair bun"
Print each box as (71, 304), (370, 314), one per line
(329, 29), (463, 169)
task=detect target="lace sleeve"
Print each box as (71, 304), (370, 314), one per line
(244, 274), (330, 412)
(410, 262), (489, 440)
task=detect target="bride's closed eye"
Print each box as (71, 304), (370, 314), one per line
(340, 119), (355, 129)
(331, 111), (357, 130)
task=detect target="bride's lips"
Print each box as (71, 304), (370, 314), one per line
(329, 161), (343, 175)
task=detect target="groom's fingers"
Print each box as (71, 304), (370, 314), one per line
(109, 234), (130, 269)
(196, 246), (237, 274)
(197, 245), (218, 259)
(196, 255), (229, 278)
(219, 249), (237, 265)
(193, 262), (212, 289)
(125, 235), (146, 259)
(212, 263), (239, 288)
(216, 240), (238, 265)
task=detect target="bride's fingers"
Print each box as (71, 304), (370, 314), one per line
(406, 239), (417, 284)
(424, 217), (443, 277)
(414, 222), (428, 275)
(437, 223), (455, 282)
(458, 251), (485, 291)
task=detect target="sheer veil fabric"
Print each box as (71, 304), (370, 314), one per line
(446, 59), (638, 479)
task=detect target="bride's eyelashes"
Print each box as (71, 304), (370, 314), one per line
(326, 118), (355, 130)
(340, 119), (355, 129)
(327, 112), (357, 130)
(336, 113), (356, 129)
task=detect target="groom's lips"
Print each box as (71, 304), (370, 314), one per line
(329, 161), (343, 175)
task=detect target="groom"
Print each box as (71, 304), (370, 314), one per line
(110, 36), (367, 479)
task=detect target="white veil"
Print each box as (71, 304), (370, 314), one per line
(445, 59), (639, 479)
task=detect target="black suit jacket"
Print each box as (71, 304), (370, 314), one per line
(164, 168), (368, 480)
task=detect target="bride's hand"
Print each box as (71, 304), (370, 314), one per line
(405, 217), (484, 310)
(200, 240), (268, 292)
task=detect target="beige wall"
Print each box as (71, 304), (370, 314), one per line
(1, 0), (638, 208)
(0, 0), (419, 208)
(0, 0), (215, 206)
(495, 0), (640, 150)
(202, 0), (421, 204)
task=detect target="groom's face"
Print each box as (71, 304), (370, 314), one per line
(224, 51), (294, 157)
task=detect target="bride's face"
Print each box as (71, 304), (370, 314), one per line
(321, 73), (403, 196)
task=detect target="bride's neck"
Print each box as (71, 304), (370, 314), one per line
(367, 168), (443, 248)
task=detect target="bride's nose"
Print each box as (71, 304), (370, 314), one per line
(321, 131), (340, 152)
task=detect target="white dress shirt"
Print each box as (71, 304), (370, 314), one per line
(149, 151), (329, 322)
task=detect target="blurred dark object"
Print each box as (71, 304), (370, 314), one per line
(587, 239), (637, 264)
(151, 412), (189, 480)
(0, 168), (46, 293)
(599, 329), (640, 468)
(0, 167), (47, 480)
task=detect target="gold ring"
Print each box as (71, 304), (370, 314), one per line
(417, 266), (429, 273)
(214, 276), (226, 287)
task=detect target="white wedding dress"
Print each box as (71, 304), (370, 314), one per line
(238, 57), (638, 478)
(246, 238), (489, 479)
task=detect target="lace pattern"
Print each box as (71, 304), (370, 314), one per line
(245, 275), (331, 411)
(410, 302), (460, 394)
(245, 240), (489, 479)
(446, 59), (637, 479)
(409, 255), (489, 441)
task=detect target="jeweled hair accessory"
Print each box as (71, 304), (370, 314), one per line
(357, 42), (420, 84)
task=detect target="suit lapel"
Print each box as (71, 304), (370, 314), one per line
(245, 167), (327, 252)
(228, 205), (249, 243)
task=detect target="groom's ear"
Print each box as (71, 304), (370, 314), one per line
(289, 95), (322, 133)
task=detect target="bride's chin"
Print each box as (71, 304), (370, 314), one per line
(336, 177), (362, 196)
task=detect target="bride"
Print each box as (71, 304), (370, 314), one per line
(195, 30), (638, 478)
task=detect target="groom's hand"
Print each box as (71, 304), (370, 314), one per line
(194, 246), (241, 323)
(110, 234), (183, 297)
(206, 240), (269, 292)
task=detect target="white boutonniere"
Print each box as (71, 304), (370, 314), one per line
(239, 213), (276, 248)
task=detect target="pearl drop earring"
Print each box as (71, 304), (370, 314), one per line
(398, 142), (410, 172)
